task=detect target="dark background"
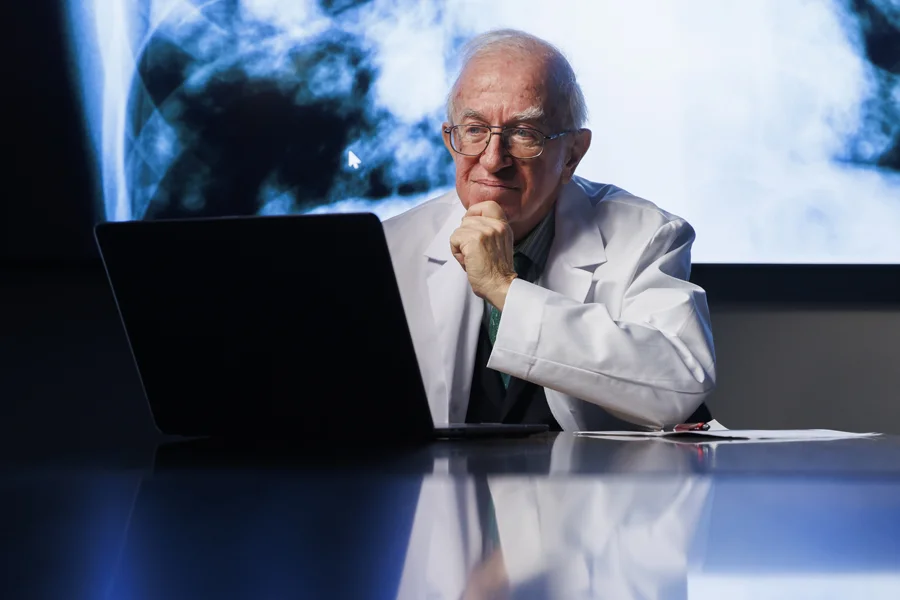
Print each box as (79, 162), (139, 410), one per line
(3, 1), (900, 450)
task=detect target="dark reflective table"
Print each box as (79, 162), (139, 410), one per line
(4, 434), (900, 599)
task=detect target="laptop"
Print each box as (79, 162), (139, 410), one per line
(94, 213), (547, 443)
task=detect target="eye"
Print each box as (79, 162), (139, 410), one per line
(511, 128), (541, 141)
(464, 125), (489, 136)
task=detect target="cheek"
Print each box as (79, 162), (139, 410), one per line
(528, 158), (563, 193)
(454, 154), (477, 180)
(519, 164), (547, 197)
(454, 162), (476, 207)
(454, 160), (472, 182)
(517, 163), (560, 211)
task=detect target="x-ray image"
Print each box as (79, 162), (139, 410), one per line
(65, 0), (900, 263)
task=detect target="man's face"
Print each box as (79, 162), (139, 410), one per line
(443, 52), (590, 238)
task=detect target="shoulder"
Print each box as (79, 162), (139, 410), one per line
(569, 176), (692, 239)
(382, 189), (462, 269)
(383, 189), (458, 241)
(574, 177), (683, 225)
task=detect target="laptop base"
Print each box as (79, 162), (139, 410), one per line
(433, 423), (549, 439)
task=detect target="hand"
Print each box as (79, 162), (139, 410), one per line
(449, 201), (517, 310)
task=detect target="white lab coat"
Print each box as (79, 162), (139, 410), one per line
(383, 176), (716, 431)
(394, 435), (714, 600)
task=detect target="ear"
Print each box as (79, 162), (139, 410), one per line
(442, 122), (454, 156)
(560, 129), (592, 184)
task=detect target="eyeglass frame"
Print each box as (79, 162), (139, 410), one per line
(442, 123), (577, 159)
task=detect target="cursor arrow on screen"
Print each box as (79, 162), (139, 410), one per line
(348, 151), (361, 169)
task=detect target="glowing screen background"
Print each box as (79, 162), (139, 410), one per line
(65, 0), (900, 263)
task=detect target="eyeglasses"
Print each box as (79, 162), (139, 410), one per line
(443, 124), (573, 159)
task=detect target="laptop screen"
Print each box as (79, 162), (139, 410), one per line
(95, 214), (433, 440)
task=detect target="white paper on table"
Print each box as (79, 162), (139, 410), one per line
(575, 429), (882, 443)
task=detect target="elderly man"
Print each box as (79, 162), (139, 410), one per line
(384, 29), (715, 432)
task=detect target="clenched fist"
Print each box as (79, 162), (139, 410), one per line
(449, 201), (517, 310)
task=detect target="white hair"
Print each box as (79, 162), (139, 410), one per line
(446, 29), (588, 131)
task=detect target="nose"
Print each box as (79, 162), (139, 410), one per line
(479, 130), (513, 173)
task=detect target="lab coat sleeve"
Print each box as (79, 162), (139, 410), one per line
(486, 218), (716, 428)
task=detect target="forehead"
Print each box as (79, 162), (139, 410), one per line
(454, 53), (551, 120)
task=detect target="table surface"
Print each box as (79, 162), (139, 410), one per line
(5, 433), (900, 599)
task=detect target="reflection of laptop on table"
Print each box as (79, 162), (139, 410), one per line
(94, 213), (546, 442)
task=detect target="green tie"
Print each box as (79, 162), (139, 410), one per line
(488, 253), (532, 388)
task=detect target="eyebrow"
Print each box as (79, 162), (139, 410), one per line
(510, 106), (545, 123)
(457, 106), (546, 125)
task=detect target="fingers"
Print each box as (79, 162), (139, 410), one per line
(460, 216), (506, 236)
(465, 200), (507, 221)
(450, 212), (513, 274)
(449, 230), (470, 270)
(450, 227), (482, 253)
(453, 215), (511, 250)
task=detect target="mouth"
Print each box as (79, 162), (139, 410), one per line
(474, 180), (518, 190)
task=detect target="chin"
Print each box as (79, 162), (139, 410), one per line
(470, 186), (520, 208)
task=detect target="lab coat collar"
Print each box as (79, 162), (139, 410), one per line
(542, 179), (608, 302)
(552, 178), (608, 270)
(424, 195), (465, 263)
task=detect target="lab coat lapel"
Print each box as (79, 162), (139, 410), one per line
(424, 203), (483, 424)
(542, 181), (608, 301)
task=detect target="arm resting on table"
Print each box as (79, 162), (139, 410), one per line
(487, 219), (716, 428)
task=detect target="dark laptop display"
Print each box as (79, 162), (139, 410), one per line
(95, 214), (546, 442)
(95, 214), (434, 441)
